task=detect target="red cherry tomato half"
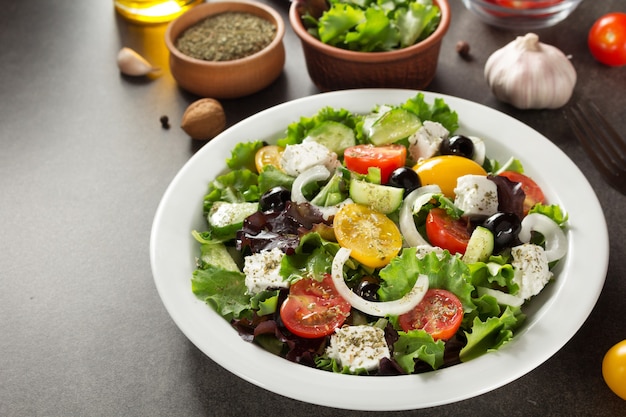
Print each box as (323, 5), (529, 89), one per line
(398, 289), (464, 341)
(425, 208), (471, 255)
(498, 171), (546, 216)
(280, 275), (351, 339)
(588, 12), (626, 67)
(344, 144), (407, 184)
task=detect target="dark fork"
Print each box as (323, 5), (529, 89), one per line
(565, 101), (626, 195)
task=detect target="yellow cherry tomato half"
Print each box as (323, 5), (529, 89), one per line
(333, 203), (402, 269)
(254, 145), (284, 173)
(413, 155), (487, 198)
(602, 340), (626, 400)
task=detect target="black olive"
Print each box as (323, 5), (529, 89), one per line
(259, 186), (291, 212)
(387, 167), (422, 194)
(440, 135), (475, 159)
(355, 277), (380, 302)
(482, 212), (522, 251)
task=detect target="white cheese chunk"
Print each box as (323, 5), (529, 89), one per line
(511, 243), (553, 300)
(243, 247), (288, 295)
(279, 140), (339, 177)
(407, 121), (449, 162)
(326, 326), (390, 373)
(454, 174), (499, 218)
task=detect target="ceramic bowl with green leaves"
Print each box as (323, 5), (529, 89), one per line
(289, 0), (450, 91)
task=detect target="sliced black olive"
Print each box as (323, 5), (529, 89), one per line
(387, 167), (422, 194)
(440, 135), (475, 159)
(259, 186), (291, 212)
(482, 212), (522, 251)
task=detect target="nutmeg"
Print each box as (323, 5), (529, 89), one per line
(181, 98), (226, 140)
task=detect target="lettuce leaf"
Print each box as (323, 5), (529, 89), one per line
(401, 92), (459, 133)
(191, 265), (251, 321)
(378, 249), (476, 314)
(315, 356), (370, 375)
(393, 329), (445, 373)
(459, 305), (525, 362)
(311, 0), (441, 52)
(467, 261), (518, 294)
(257, 165), (294, 194)
(279, 233), (341, 283)
(203, 169), (260, 214)
(277, 106), (363, 147)
(529, 203), (568, 228)
(226, 140), (264, 172)
(396, 0), (441, 47)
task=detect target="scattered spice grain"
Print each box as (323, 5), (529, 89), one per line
(160, 115), (171, 129)
(175, 12), (276, 61)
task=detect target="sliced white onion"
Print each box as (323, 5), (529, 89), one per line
(399, 185), (442, 247)
(518, 213), (568, 263)
(331, 247), (429, 316)
(469, 136), (486, 166)
(476, 287), (524, 307)
(290, 165), (350, 220)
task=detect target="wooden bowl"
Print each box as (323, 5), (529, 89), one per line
(289, 0), (450, 91)
(165, 1), (285, 99)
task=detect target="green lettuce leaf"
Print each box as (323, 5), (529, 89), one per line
(379, 249), (476, 314)
(278, 106), (363, 147)
(396, 0), (441, 47)
(203, 169), (260, 214)
(279, 233), (341, 283)
(529, 203), (568, 228)
(401, 93), (459, 133)
(459, 305), (525, 362)
(226, 140), (264, 172)
(344, 7), (399, 52)
(393, 329), (445, 373)
(467, 261), (518, 293)
(315, 356), (370, 375)
(257, 165), (294, 194)
(191, 265), (251, 321)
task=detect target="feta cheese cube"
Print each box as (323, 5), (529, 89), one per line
(279, 140), (339, 177)
(243, 247), (288, 295)
(408, 121), (449, 162)
(326, 326), (390, 373)
(511, 243), (553, 300)
(454, 174), (499, 218)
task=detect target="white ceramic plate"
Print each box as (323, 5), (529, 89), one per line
(150, 89), (608, 411)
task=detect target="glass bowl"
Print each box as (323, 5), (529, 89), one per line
(461, 0), (584, 30)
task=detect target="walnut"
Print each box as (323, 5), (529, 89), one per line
(181, 98), (226, 140)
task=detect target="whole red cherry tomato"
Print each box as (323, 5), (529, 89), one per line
(588, 12), (626, 67)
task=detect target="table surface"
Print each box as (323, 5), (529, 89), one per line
(1, 1), (625, 416)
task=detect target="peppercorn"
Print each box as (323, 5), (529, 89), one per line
(456, 40), (471, 60)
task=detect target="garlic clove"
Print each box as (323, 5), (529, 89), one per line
(117, 47), (160, 77)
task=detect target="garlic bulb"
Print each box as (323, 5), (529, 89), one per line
(116, 47), (159, 76)
(484, 33), (576, 110)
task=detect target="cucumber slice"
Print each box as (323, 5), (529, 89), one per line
(349, 179), (404, 214)
(199, 242), (239, 272)
(462, 226), (494, 264)
(208, 201), (259, 238)
(307, 121), (356, 156)
(368, 108), (421, 146)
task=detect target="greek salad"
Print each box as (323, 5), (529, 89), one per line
(191, 93), (568, 375)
